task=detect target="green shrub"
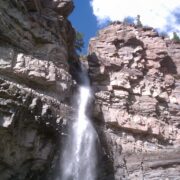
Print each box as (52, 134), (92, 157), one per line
(172, 32), (180, 42)
(136, 15), (143, 27)
(75, 31), (84, 52)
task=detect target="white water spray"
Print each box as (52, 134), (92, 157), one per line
(60, 67), (97, 180)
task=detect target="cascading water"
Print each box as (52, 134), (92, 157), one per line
(60, 66), (98, 180)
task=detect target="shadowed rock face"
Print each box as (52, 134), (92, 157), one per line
(88, 23), (180, 180)
(0, 0), (77, 179)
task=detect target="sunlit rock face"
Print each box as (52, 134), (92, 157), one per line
(0, 0), (77, 179)
(88, 23), (180, 180)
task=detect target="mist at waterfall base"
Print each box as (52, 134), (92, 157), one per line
(59, 67), (98, 180)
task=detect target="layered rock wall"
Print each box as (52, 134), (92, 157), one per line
(88, 23), (180, 180)
(1, 1), (180, 179)
(0, 0), (77, 179)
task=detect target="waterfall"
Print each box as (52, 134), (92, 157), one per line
(60, 65), (97, 180)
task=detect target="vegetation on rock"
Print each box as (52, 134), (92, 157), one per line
(75, 31), (84, 52)
(172, 32), (180, 42)
(136, 15), (143, 27)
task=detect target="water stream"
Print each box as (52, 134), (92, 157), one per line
(60, 66), (97, 180)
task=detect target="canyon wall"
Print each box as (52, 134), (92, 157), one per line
(1, 1), (180, 179)
(88, 23), (180, 180)
(0, 0), (78, 179)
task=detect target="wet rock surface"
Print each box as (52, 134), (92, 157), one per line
(0, 0), (77, 179)
(88, 23), (180, 180)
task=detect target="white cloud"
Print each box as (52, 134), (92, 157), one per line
(90, 0), (180, 35)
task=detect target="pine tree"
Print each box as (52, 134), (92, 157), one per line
(75, 31), (84, 52)
(172, 32), (180, 42)
(136, 15), (142, 27)
(123, 16), (134, 25)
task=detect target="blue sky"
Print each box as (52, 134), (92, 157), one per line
(91, 0), (180, 35)
(69, 0), (180, 54)
(69, 0), (98, 54)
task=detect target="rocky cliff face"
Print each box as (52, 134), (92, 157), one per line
(0, 0), (78, 179)
(88, 23), (180, 180)
(1, 1), (180, 179)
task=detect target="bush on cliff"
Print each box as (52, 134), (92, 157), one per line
(172, 32), (180, 42)
(75, 31), (84, 52)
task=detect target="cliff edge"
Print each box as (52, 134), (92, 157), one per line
(88, 23), (180, 180)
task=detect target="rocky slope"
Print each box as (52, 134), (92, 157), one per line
(88, 23), (180, 180)
(0, 0), (78, 179)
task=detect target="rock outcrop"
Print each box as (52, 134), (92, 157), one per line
(1, 1), (180, 179)
(0, 0), (77, 179)
(88, 23), (180, 180)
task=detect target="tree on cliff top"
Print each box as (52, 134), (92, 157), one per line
(75, 31), (84, 52)
(123, 16), (134, 25)
(136, 15), (143, 27)
(172, 32), (180, 42)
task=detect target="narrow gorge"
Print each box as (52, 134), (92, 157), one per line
(60, 66), (98, 180)
(0, 0), (180, 180)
